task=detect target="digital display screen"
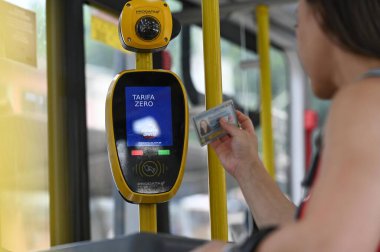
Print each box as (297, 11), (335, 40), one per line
(125, 86), (173, 147)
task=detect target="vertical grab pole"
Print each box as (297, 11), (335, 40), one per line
(256, 5), (276, 179)
(136, 53), (157, 233)
(201, 0), (228, 241)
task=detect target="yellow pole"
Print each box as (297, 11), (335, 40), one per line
(256, 5), (276, 179)
(136, 53), (153, 70)
(136, 53), (157, 233)
(201, 0), (228, 241)
(139, 204), (157, 233)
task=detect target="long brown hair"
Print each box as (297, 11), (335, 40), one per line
(306, 0), (380, 58)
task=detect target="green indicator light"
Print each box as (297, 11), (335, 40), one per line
(158, 150), (170, 156)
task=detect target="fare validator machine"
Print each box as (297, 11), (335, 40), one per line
(105, 0), (188, 232)
(107, 72), (188, 202)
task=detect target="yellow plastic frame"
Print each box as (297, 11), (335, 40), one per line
(105, 69), (189, 204)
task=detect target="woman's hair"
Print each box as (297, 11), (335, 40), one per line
(306, 0), (380, 58)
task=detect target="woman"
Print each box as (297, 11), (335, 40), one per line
(199, 119), (211, 136)
(195, 0), (380, 251)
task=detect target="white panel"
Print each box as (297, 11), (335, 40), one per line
(285, 50), (306, 204)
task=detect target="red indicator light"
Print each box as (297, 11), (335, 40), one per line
(132, 150), (144, 156)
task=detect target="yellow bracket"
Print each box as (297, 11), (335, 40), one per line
(136, 53), (153, 70)
(140, 204), (157, 233)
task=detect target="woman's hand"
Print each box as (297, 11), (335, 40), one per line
(210, 110), (261, 180)
(211, 110), (295, 227)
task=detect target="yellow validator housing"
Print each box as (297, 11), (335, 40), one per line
(119, 0), (173, 52)
(106, 70), (189, 204)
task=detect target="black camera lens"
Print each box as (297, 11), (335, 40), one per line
(135, 16), (161, 40)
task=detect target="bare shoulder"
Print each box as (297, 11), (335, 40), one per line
(330, 78), (380, 114)
(324, 78), (380, 166)
(310, 79), (380, 250)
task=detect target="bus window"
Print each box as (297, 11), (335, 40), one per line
(83, 4), (134, 241)
(190, 26), (260, 111)
(164, 0), (183, 78)
(0, 0), (49, 251)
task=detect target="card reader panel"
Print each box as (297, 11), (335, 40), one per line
(107, 70), (188, 203)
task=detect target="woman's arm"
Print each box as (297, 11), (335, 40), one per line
(211, 111), (295, 228)
(234, 156), (295, 228)
(258, 80), (380, 251)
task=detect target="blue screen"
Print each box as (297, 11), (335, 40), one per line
(125, 86), (173, 147)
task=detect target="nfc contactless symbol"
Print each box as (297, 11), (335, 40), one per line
(135, 160), (166, 178)
(142, 161), (158, 177)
